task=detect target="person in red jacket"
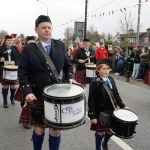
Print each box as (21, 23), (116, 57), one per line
(96, 42), (108, 61)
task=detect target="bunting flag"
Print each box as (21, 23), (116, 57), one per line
(124, 8), (127, 11)
(11, 33), (17, 38)
(90, 5), (136, 18)
(53, 0), (149, 28)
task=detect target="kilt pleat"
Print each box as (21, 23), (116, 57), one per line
(19, 101), (47, 128)
(75, 70), (92, 85)
(90, 123), (110, 132)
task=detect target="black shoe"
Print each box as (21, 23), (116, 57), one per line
(11, 99), (15, 105)
(4, 104), (9, 108)
(102, 143), (109, 150)
(23, 124), (32, 129)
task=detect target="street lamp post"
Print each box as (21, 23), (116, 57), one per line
(37, 0), (48, 16)
(136, 0), (141, 46)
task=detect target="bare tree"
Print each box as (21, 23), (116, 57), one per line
(107, 33), (113, 40)
(119, 11), (136, 51)
(0, 30), (8, 41)
(86, 25), (100, 45)
(101, 32), (106, 40)
(64, 27), (73, 46)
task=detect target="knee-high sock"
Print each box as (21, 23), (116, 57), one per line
(95, 132), (104, 150)
(32, 131), (44, 150)
(49, 134), (61, 150)
(103, 132), (112, 145)
(2, 88), (9, 104)
(10, 88), (16, 100)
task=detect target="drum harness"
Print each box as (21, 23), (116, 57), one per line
(97, 78), (117, 110)
(21, 41), (64, 125)
(36, 40), (63, 84)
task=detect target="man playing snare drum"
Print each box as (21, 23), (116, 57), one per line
(74, 39), (96, 86)
(0, 35), (20, 108)
(17, 15), (76, 150)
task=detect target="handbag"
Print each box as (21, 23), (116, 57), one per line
(98, 79), (118, 128)
(99, 112), (111, 128)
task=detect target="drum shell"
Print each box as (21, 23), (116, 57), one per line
(42, 83), (86, 129)
(86, 65), (96, 78)
(110, 109), (138, 139)
(3, 66), (18, 82)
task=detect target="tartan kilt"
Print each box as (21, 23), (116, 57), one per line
(75, 69), (93, 85)
(19, 99), (47, 128)
(1, 78), (19, 85)
(14, 86), (24, 102)
(14, 87), (47, 127)
(90, 123), (111, 132)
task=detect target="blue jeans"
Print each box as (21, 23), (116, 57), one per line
(139, 63), (148, 79)
(132, 63), (140, 78)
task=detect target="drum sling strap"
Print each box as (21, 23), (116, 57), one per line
(97, 78), (117, 127)
(36, 40), (60, 83)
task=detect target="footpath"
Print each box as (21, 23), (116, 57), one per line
(110, 73), (150, 90)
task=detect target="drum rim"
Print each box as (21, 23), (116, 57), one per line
(2, 78), (18, 82)
(43, 94), (85, 104)
(3, 65), (18, 70)
(113, 109), (138, 122)
(86, 67), (96, 69)
(43, 116), (86, 129)
(110, 129), (136, 139)
(43, 83), (85, 98)
(3, 68), (18, 71)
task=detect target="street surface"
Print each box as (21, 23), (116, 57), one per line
(0, 76), (150, 150)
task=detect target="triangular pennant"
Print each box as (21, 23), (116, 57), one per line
(124, 8), (127, 11)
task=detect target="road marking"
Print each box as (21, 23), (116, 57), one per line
(111, 135), (134, 150)
(86, 113), (134, 150)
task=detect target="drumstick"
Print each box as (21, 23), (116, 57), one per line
(84, 56), (95, 61)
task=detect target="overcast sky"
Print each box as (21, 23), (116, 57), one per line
(0, 0), (149, 39)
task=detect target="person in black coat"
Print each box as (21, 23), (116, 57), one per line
(74, 39), (96, 86)
(0, 35), (20, 108)
(17, 15), (76, 150)
(88, 58), (129, 150)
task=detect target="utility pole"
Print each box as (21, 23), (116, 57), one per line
(84, 0), (88, 40)
(37, 0), (49, 16)
(136, 0), (141, 46)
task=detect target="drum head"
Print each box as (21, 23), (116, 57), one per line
(113, 109), (138, 122)
(44, 83), (84, 98)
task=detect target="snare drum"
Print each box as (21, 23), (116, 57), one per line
(110, 109), (138, 139)
(85, 64), (96, 78)
(3, 65), (18, 82)
(42, 83), (86, 129)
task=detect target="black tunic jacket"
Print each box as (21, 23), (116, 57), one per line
(88, 76), (126, 120)
(18, 39), (74, 99)
(0, 46), (20, 72)
(75, 48), (96, 70)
